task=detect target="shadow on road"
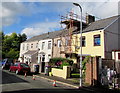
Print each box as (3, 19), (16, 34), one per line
(1, 88), (120, 93)
(1, 89), (94, 93)
(2, 70), (28, 84)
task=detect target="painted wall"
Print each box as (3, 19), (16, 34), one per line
(38, 39), (52, 63)
(19, 41), (39, 62)
(51, 66), (71, 79)
(52, 37), (66, 58)
(72, 30), (105, 58)
(104, 17), (120, 59)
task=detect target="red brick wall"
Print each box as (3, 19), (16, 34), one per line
(85, 57), (99, 86)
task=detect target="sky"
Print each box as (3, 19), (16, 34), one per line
(1, 0), (120, 39)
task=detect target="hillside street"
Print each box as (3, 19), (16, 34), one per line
(1, 70), (90, 93)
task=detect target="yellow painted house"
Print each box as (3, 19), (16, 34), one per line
(68, 15), (120, 63)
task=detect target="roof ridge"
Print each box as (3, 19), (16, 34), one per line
(92, 15), (119, 23)
(83, 15), (119, 32)
(23, 29), (66, 43)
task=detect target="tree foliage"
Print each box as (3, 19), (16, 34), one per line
(1, 32), (27, 59)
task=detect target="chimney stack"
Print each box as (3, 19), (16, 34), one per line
(86, 14), (95, 24)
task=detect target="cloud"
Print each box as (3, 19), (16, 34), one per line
(92, 2), (118, 18)
(1, 2), (72, 27)
(2, 2), (27, 26)
(1, 2), (41, 27)
(21, 21), (62, 39)
(72, 2), (118, 20)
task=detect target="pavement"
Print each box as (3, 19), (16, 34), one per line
(36, 73), (79, 88)
(34, 73), (120, 93)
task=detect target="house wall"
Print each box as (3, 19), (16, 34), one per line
(31, 52), (38, 63)
(72, 30), (105, 58)
(104, 17), (119, 59)
(19, 41), (39, 62)
(38, 39), (52, 63)
(23, 54), (31, 63)
(51, 66), (71, 79)
(52, 37), (66, 58)
(117, 16), (120, 49)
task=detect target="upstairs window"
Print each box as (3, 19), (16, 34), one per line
(31, 44), (33, 48)
(36, 43), (38, 48)
(82, 36), (86, 47)
(48, 41), (51, 49)
(26, 44), (29, 50)
(22, 44), (25, 50)
(42, 42), (45, 50)
(57, 40), (61, 48)
(65, 39), (69, 46)
(94, 34), (101, 46)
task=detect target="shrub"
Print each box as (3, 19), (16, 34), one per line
(49, 57), (73, 68)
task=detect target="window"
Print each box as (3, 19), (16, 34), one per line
(20, 63), (29, 67)
(48, 54), (51, 59)
(36, 43), (38, 48)
(42, 42), (45, 50)
(82, 36), (86, 47)
(94, 34), (100, 46)
(31, 44), (33, 48)
(26, 44), (29, 50)
(57, 40), (61, 48)
(48, 41), (51, 49)
(14, 63), (18, 66)
(118, 53), (120, 60)
(23, 44), (25, 50)
(65, 40), (69, 46)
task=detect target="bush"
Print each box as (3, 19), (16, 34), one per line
(49, 57), (73, 68)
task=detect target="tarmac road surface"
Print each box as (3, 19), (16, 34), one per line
(1, 70), (94, 93)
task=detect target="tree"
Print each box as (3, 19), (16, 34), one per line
(6, 49), (19, 59)
(2, 32), (27, 59)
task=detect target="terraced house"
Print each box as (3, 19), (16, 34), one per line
(69, 15), (120, 64)
(37, 30), (65, 73)
(19, 15), (120, 73)
(19, 30), (66, 73)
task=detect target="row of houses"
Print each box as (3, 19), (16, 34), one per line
(19, 15), (120, 73)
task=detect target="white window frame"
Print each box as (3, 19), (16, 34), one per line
(42, 42), (45, 50)
(57, 40), (61, 48)
(48, 41), (51, 49)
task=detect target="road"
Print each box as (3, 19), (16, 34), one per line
(1, 70), (95, 93)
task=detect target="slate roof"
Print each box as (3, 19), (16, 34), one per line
(83, 15), (119, 32)
(24, 50), (38, 55)
(23, 29), (67, 43)
(23, 15), (119, 43)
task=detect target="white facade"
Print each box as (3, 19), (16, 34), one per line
(19, 41), (39, 62)
(38, 39), (52, 73)
(112, 50), (120, 62)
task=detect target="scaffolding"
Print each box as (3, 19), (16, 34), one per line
(60, 10), (80, 55)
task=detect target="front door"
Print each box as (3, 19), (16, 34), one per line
(41, 62), (45, 72)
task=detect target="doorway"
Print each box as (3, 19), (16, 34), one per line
(41, 62), (45, 72)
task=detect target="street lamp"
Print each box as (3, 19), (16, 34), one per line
(73, 3), (82, 87)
